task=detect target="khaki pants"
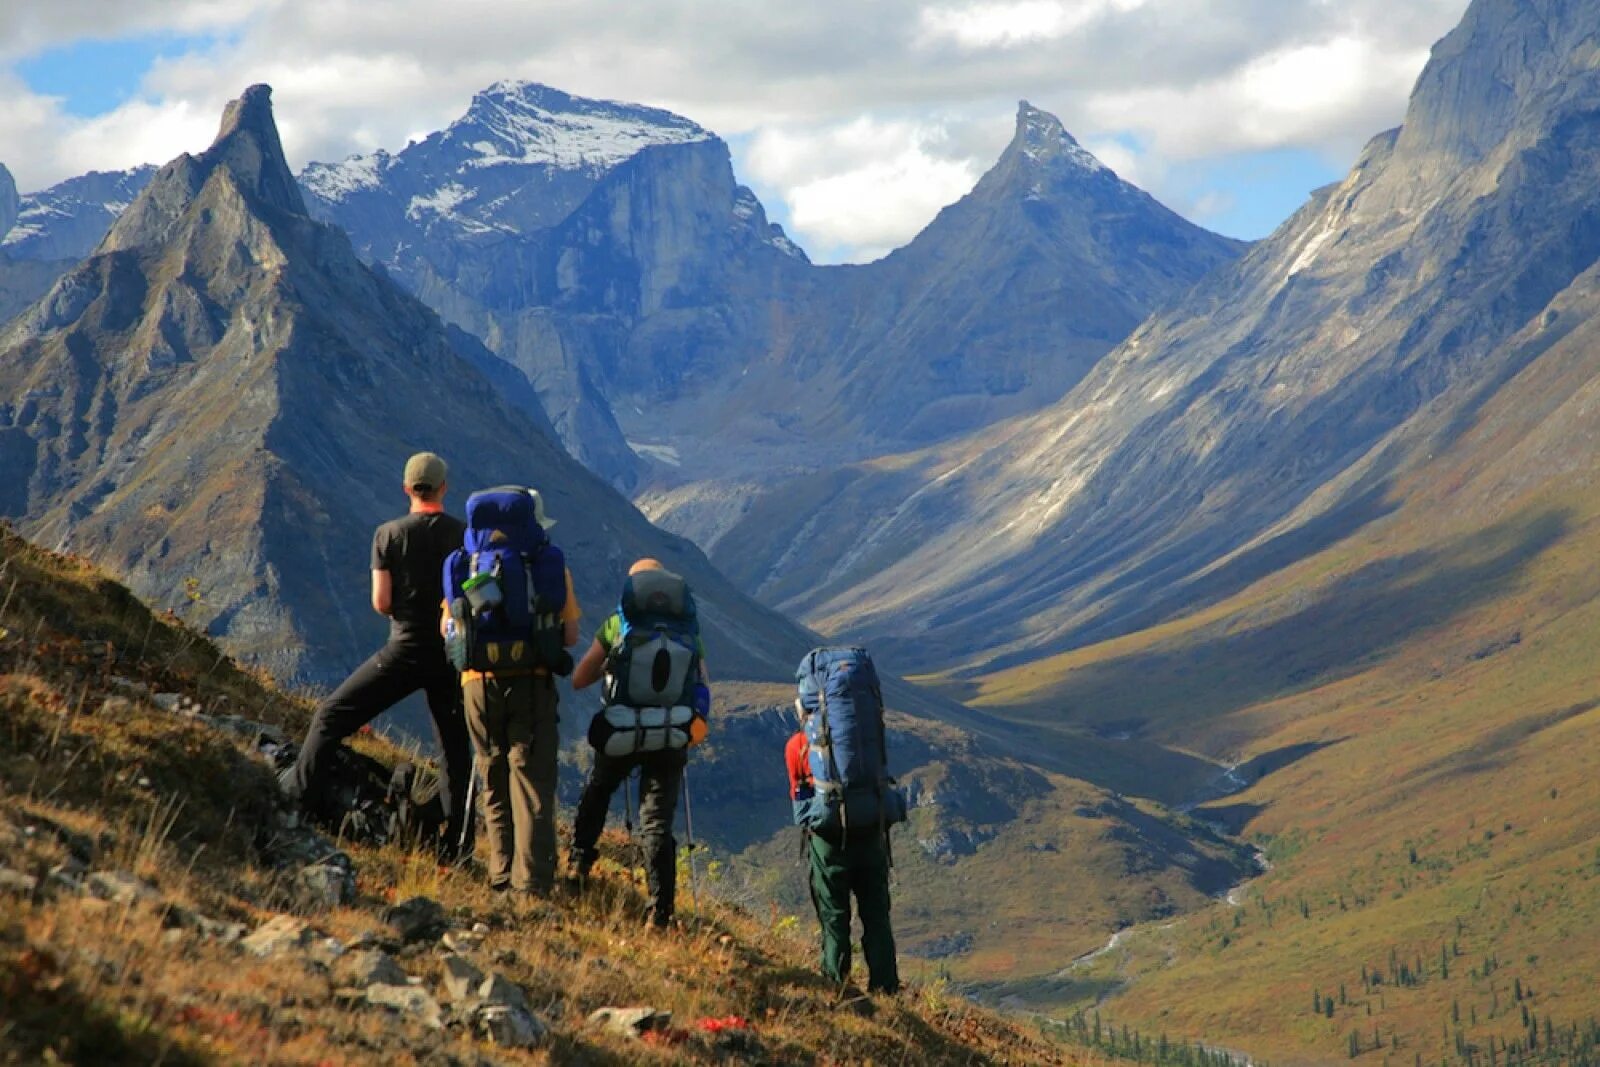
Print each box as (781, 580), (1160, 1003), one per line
(463, 673), (559, 892)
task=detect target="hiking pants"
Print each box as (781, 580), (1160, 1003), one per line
(808, 829), (899, 994)
(287, 640), (471, 855)
(571, 748), (686, 925)
(463, 673), (560, 893)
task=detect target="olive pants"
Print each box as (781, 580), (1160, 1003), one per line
(463, 673), (559, 893)
(808, 828), (899, 994)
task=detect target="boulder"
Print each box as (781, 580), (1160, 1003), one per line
(383, 895), (446, 942)
(241, 915), (319, 957)
(295, 854), (355, 911)
(588, 1005), (671, 1039)
(335, 949), (408, 989)
(85, 870), (161, 906)
(476, 1003), (548, 1049)
(440, 954), (485, 1002)
(365, 982), (443, 1029)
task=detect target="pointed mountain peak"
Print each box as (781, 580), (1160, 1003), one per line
(201, 84), (306, 217)
(100, 84), (306, 255)
(1008, 100), (1108, 175)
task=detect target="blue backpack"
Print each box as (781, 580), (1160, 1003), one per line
(441, 488), (567, 673)
(794, 647), (907, 834)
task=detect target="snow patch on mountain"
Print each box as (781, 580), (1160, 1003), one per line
(300, 151), (391, 203)
(448, 80), (712, 172)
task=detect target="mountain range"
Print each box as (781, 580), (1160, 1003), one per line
(0, 85), (808, 689)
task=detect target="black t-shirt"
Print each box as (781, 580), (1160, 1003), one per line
(371, 511), (466, 646)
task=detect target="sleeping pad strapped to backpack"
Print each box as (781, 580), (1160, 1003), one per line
(441, 488), (569, 674)
(795, 647), (907, 834)
(588, 568), (708, 757)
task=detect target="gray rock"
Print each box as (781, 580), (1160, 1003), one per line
(588, 1005), (671, 1039)
(0, 868), (39, 895)
(440, 928), (485, 953)
(241, 915), (319, 957)
(440, 954), (485, 1002)
(151, 692), (184, 712)
(365, 982), (443, 1029)
(85, 870), (161, 905)
(478, 973), (528, 1012)
(476, 1003), (548, 1049)
(162, 904), (247, 943)
(383, 896), (445, 943)
(295, 854), (355, 911)
(335, 949), (407, 989)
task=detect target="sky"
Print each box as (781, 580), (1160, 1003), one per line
(0, 0), (1472, 264)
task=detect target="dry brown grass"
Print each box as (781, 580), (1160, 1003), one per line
(0, 522), (1094, 1066)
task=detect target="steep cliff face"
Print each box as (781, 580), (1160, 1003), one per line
(711, 0), (1600, 677)
(0, 85), (812, 687)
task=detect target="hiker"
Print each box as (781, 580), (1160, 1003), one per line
(441, 487), (579, 897)
(787, 647), (905, 995)
(569, 559), (711, 928)
(279, 452), (472, 859)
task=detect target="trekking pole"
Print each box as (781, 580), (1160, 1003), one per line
(681, 763), (699, 915)
(456, 767), (478, 857)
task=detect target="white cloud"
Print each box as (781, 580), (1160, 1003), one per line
(918, 0), (1150, 50)
(747, 119), (986, 261)
(0, 0), (1473, 259)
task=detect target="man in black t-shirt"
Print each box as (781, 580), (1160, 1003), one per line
(279, 452), (472, 859)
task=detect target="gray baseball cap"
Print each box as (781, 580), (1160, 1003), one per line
(403, 452), (447, 492)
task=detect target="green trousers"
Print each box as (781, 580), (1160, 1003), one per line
(807, 829), (899, 994)
(463, 673), (559, 893)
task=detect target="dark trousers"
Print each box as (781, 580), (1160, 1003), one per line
(463, 673), (559, 892)
(808, 829), (899, 994)
(571, 748), (686, 925)
(287, 640), (471, 854)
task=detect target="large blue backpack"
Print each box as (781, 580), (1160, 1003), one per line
(795, 647), (907, 834)
(589, 569), (706, 756)
(441, 488), (567, 673)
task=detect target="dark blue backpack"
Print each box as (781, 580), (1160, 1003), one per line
(794, 647), (907, 834)
(441, 488), (567, 673)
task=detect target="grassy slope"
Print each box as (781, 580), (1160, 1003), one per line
(0, 523), (1100, 1066)
(933, 303), (1600, 1063)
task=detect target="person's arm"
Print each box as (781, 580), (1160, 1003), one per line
(370, 527), (392, 616)
(371, 570), (392, 616)
(561, 569), (581, 648)
(571, 637), (608, 690)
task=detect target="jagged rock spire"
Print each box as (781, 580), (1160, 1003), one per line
(202, 84), (307, 217)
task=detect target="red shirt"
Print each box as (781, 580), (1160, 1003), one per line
(786, 731), (812, 800)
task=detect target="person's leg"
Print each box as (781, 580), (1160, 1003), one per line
(419, 654), (472, 858)
(501, 674), (553, 893)
(463, 675), (513, 889)
(570, 752), (630, 876)
(636, 750), (685, 926)
(524, 681), (563, 895)
(806, 831), (853, 985)
(849, 833), (900, 994)
(284, 645), (416, 815)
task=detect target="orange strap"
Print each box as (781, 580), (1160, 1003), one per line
(460, 667), (549, 682)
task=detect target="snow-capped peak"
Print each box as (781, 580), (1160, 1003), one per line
(1013, 100), (1107, 175)
(448, 80), (712, 171)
